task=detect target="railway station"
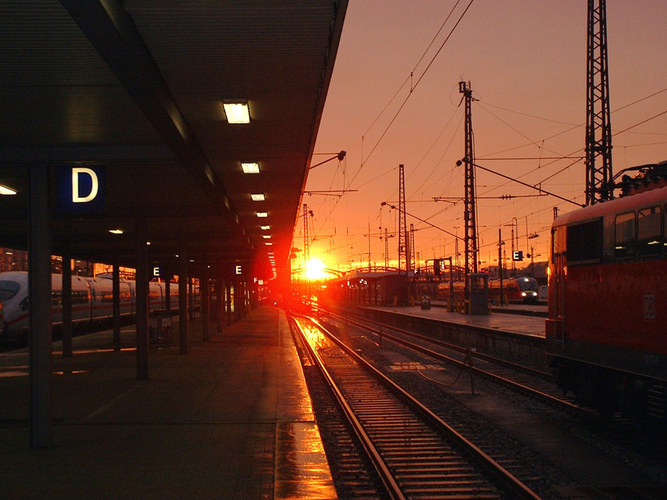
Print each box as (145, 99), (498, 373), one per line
(1, 1), (346, 496)
(1, 2), (666, 498)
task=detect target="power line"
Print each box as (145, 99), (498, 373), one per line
(345, 0), (476, 191)
(472, 162), (583, 207)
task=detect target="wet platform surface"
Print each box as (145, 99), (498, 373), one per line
(0, 307), (335, 499)
(363, 304), (546, 338)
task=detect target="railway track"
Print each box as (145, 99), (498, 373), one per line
(290, 313), (541, 499)
(320, 308), (594, 420)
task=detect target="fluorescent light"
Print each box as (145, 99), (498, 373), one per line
(108, 229), (124, 235)
(251, 193), (265, 201)
(262, 235), (271, 239)
(223, 102), (250, 124)
(256, 212), (268, 218)
(241, 162), (260, 174)
(0, 184), (17, 195)
(260, 225), (271, 230)
(265, 242), (273, 246)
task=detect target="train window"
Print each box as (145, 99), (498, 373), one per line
(72, 290), (89, 304)
(550, 227), (563, 264)
(637, 206), (662, 257)
(566, 219), (602, 263)
(614, 212), (636, 258)
(0, 280), (20, 301)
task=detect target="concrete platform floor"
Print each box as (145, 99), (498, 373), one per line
(0, 307), (336, 499)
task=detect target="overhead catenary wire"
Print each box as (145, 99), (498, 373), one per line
(305, 7), (664, 273)
(344, 0), (476, 191)
(391, 90), (665, 265)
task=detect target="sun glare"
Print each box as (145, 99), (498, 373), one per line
(305, 257), (327, 281)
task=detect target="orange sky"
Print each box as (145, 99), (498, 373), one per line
(300, 0), (666, 275)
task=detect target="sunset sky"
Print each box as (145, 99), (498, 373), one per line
(299, 0), (666, 274)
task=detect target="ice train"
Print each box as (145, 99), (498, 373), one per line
(0, 271), (178, 340)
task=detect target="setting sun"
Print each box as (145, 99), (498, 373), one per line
(305, 257), (327, 281)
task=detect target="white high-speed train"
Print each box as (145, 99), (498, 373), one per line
(0, 271), (178, 340)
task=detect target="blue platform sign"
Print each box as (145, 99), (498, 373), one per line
(56, 166), (105, 214)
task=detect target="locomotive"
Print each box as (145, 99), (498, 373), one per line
(546, 163), (666, 420)
(0, 271), (178, 341)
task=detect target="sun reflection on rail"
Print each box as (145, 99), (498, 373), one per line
(294, 318), (327, 349)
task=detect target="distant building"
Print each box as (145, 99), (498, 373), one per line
(0, 247), (96, 276)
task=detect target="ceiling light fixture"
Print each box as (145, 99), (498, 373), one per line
(241, 162), (260, 174)
(0, 184), (17, 195)
(251, 193), (265, 201)
(256, 212), (268, 218)
(223, 101), (250, 124)
(262, 235), (271, 239)
(260, 225), (271, 230)
(108, 229), (124, 235)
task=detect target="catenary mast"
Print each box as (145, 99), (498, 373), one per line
(398, 164), (410, 273)
(585, 0), (613, 204)
(459, 81), (478, 291)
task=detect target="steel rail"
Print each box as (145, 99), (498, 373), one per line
(328, 308), (549, 378)
(325, 308), (591, 416)
(292, 313), (541, 499)
(289, 316), (405, 499)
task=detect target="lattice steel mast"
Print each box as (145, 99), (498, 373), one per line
(302, 204), (310, 270)
(585, 0), (613, 204)
(397, 164), (410, 273)
(459, 81), (478, 285)
(384, 228), (389, 270)
(409, 223), (416, 270)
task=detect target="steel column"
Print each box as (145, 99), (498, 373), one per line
(29, 165), (52, 448)
(61, 251), (73, 357)
(112, 259), (121, 351)
(135, 220), (149, 380)
(178, 255), (188, 354)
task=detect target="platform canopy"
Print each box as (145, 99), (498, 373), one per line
(0, 0), (347, 280)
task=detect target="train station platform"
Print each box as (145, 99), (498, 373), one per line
(0, 307), (336, 499)
(431, 300), (548, 318)
(363, 303), (546, 338)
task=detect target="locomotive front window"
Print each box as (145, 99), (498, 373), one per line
(614, 212), (636, 258)
(566, 219), (602, 263)
(637, 206), (662, 257)
(517, 277), (538, 291)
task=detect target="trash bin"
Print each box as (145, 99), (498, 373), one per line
(420, 296), (431, 310)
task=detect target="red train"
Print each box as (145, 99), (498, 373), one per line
(434, 276), (539, 305)
(488, 277), (539, 304)
(546, 169), (666, 420)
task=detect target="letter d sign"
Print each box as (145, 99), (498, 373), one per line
(56, 166), (105, 214)
(72, 168), (99, 203)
